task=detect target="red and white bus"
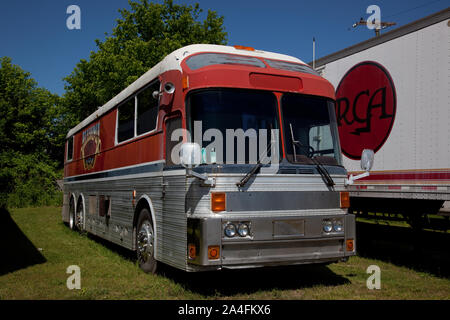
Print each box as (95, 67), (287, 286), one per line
(62, 44), (356, 273)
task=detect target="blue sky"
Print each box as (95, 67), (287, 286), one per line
(0, 0), (448, 96)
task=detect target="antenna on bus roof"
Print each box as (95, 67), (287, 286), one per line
(312, 37), (316, 70)
(352, 17), (396, 36)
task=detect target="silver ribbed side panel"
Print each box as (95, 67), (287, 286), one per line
(64, 174), (164, 251)
(159, 172), (188, 270)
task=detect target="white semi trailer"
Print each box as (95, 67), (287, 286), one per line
(314, 8), (450, 228)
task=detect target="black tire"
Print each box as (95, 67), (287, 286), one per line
(406, 212), (425, 231)
(136, 208), (158, 274)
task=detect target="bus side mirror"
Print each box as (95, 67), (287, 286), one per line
(180, 142), (216, 186)
(345, 149), (374, 186)
(180, 142), (201, 169)
(360, 149), (374, 172)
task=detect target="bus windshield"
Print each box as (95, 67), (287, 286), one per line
(187, 89), (280, 165)
(281, 93), (342, 166)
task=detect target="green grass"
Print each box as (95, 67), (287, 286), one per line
(0, 207), (449, 300)
(356, 213), (450, 233)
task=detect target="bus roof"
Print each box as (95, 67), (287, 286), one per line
(66, 44), (306, 138)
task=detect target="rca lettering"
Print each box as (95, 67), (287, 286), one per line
(336, 87), (394, 135)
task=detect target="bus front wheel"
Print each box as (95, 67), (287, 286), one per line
(136, 208), (158, 274)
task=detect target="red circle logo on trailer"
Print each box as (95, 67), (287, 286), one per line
(335, 61), (396, 160)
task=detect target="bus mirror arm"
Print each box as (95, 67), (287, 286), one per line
(160, 91), (174, 106)
(345, 171), (369, 186)
(186, 168), (216, 187)
(180, 142), (215, 187)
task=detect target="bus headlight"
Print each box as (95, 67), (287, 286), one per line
(323, 220), (333, 233)
(224, 223), (236, 237)
(333, 219), (344, 233)
(237, 223), (250, 237)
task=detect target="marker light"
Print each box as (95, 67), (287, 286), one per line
(188, 244), (196, 259)
(233, 45), (255, 51)
(182, 75), (189, 90)
(211, 192), (226, 212)
(208, 246), (220, 260)
(346, 239), (354, 252)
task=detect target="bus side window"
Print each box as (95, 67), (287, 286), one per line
(137, 80), (160, 135)
(165, 117), (182, 167)
(117, 97), (136, 143)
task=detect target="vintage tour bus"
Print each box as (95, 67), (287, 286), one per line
(62, 44), (359, 273)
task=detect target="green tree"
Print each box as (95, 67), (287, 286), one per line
(63, 0), (227, 122)
(0, 57), (63, 208)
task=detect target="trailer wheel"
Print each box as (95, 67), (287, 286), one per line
(136, 208), (157, 274)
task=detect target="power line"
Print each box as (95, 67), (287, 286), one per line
(383, 0), (445, 19)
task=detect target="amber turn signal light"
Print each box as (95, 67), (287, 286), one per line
(211, 192), (226, 212)
(346, 239), (354, 252)
(340, 192), (350, 208)
(208, 245), (220, 260)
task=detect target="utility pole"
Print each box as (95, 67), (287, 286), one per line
(352, 17), (396, 36)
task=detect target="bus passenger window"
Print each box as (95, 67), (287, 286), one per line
(117, 97), (136, 143)
(137, 81), (160, 135)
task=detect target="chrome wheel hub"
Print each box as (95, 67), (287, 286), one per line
(137, 221), (154, 263)
(75, 208), (83, 229)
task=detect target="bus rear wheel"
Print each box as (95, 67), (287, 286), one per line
(136, 208), (157, 274)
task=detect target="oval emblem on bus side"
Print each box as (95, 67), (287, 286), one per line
(81, 123), (101, 170)
(335, 61), (396, 160)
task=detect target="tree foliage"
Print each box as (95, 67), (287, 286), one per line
(0, 57), (63, 208)
(1, 0), (227, 208)
(64, 0), (227, 122)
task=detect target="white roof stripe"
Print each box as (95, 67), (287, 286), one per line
(66, 44), (305, 138)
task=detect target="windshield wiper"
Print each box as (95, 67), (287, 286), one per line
(289, 123), (335, 188)
(236, 161), (263, 188)
(236, 132), (273, 188)
(310, 156), (335, 187)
